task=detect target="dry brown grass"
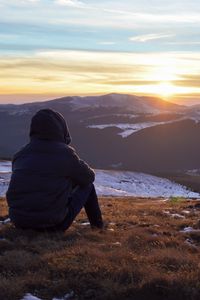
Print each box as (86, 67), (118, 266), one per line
(0, 196), (200, 300)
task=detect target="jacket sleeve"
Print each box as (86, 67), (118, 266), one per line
(65, 146), (95, 186)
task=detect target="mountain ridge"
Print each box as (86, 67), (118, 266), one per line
(0, 93), (185, 112)
(0, 93), (199, 174)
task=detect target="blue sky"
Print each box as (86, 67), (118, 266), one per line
(0, 0), (200, 104)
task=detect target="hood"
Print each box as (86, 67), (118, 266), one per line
(30, 109), (71, 144)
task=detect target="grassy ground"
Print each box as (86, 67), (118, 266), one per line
(0, 196), (200, 300)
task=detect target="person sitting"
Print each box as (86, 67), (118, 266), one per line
(6, 109), (103, 231)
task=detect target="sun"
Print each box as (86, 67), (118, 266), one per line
(155, 82), (176, 99)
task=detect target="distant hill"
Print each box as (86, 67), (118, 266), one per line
(0, 93), (199, 174)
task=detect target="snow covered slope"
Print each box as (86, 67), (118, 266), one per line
(0, 161), (199, 198)
(95, 170), (199, 198)
(0, 160), (12, 173)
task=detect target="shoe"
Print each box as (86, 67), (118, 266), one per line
(91, 222), (108, 231)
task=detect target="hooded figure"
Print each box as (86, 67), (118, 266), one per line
(6, 109), (103, 230)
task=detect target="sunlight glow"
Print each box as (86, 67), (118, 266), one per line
(154, 82), (177, 98)
(0, 50), (200, 103)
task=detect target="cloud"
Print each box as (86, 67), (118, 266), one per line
(13, 0), (40, 2)
(55, 0), (85, 8)
(0, 0), (40, 7)
(100, 7), (200, 26)
(98, 80), (158, 86)
(130, 33), (175, 42)
(0, 52), (147, 75)
(0, 50), (200, 99)
(174, 75), (200, 88)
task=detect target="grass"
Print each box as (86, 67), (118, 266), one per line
(0, 196), (200, 300)
(168, 196), (185, 204)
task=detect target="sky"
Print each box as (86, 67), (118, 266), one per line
(0, 0), (200, 105)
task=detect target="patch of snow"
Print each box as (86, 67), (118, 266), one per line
(163, 211), (185, 219)
(182, 210), (191, 214)
(111, 242), (121, 246)
(85, 113), (139, 122)
(186, 169), (200, 176)
(21, 291), (75, 300)
(0, 174), (10, 197)
(53, 291), (75, 300)
(110, 162), (123, 168)
(163, 210), (170, 214)
(181, 227), (194, 232)
(171, 213), (185, 219)
(1, 162), (200, 199)
(80, 222), (90, 226)
(21, 294), (42, 300)
(0, 218), (11, 225)
(9, 109), (30, 116)
(95, 170), (200, 198)
(152, 233), (158, 237)
(188, 116), (200, 124)
(115, 114), (138, 119)
(3, 218), (11, 224)
(180, 227), (200, 233)
(0, 161), (12, 196)
(162, 198), (169, 202)
(88, 118), (185, 137)
(0, 160), (11, 173)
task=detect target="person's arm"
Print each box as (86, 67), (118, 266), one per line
(66, 146), (95, 187)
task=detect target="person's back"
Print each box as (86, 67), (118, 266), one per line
(6, 109), (103, 230)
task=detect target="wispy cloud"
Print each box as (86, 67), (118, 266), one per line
(55, 0), (85, 8)
(2, 0), (40, 4)
(1, 1), (200, 104)
(0, 50), (200, 100)
(174, 75), (200, 88)
(98, 80), (158, 86)
(130, 33), (175, 42)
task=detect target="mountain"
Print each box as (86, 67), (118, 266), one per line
(0, 93), (199, 174)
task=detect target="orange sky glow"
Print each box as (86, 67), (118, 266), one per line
(1, 50), (200, 105)
(1, 1), (200, 105)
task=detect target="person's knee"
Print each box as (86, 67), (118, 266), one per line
(88, 183), (96, 194)
(80, 182), (94, 192)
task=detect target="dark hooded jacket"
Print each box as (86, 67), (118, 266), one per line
(6, 109), (95, 229)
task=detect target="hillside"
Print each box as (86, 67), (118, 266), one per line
(1, 93), (200, 174)
(0, 94), (185, 161)
(0, 196), (200, 300)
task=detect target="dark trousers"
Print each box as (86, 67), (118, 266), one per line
(53, 183), (103, 231)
